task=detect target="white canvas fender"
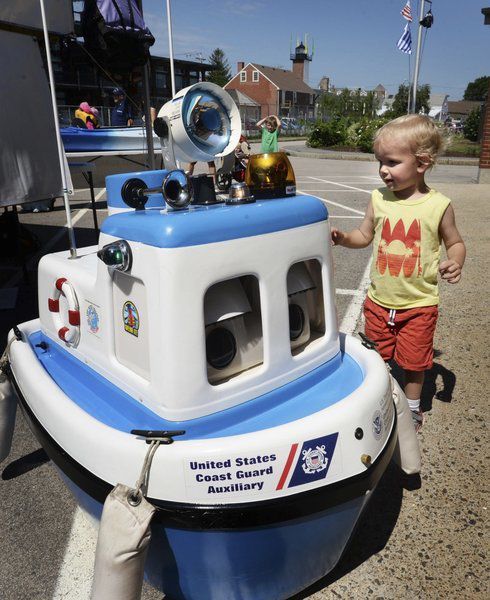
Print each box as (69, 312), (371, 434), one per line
(91, 484), (155, 600)
(0, 366), (17, 463)
(391, 377), (422, 475)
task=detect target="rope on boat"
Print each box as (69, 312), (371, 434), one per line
(127, 439), (161, 507)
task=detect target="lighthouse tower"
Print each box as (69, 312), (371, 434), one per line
(291, 40), (312, 83)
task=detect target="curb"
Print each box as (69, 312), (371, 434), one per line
(284, 149), (480, 166)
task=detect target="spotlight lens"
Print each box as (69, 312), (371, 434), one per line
(206, 327), (236, 369)
(182, 88), (231, 153)
(289, 304), (305, 341)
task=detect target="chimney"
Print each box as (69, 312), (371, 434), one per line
(237, 61), (245, 73)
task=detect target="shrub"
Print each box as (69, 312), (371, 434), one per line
(463, 108), (481, 142)
(307, 117), (349, 148)
(345, 118), (389, 152)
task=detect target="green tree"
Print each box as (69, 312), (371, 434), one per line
(317, 88), (378, 120)
(463, 108), (482, 142)
(463, 76), (490, 101)
(206, 48), (231, 87)
(388, 84), (431, 117)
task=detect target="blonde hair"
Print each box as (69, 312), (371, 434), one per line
(374, 114), (445, 166)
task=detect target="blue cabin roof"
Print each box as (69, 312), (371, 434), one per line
(100, 195), (328, 248)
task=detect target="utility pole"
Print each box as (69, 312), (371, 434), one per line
(411, 0), (425, 113)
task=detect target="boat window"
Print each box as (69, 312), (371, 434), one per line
(287, 260), (325, 355)
(204, 275), (263, 385)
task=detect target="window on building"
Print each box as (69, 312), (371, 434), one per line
(293, 91), (297, 103)
(175, 69), (184, 91)
(155, 68), (167, 91)
(252, 70), (259, 82)
(240, 71), (247, 83)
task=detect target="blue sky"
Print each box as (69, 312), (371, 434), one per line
(142, 0), (489, 99)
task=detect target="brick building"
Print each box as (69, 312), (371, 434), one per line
(224, 43), (316, 120)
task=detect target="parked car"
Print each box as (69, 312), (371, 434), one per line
(281, 117), (301, 133)
(244, 118), (258, 131)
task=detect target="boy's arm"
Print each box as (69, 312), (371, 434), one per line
(331, 200), (374, 248)
(273, 115), (282, 129)
(256, 116), (267, 128)
(439, 204), (466, 283)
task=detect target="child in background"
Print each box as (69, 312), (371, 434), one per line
(331, 114), (466, 431)
(89, 107), (100, 128)
(257, 115), (281, 153)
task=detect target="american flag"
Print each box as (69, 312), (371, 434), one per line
(401, 1), (413, 22)
(397, 23), (412, 54)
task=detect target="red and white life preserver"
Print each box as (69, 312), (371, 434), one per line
(48, 277), (80, 345)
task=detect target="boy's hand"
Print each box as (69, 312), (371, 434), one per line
(331, 228), (345, 246)
(439, 259), (462, 283)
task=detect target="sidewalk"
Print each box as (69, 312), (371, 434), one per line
(279, 140), (480, 166)
(303, 182), (490, 599)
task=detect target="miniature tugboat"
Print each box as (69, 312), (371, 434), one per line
(5, 84), (397, 599)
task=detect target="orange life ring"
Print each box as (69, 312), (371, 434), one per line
(48, 277), (80, 345)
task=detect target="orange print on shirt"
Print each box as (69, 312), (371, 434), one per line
(376, 218), (422, 277)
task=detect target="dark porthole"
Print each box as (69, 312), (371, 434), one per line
(206, 327), (237, 369)
(289, 304), (305, 341)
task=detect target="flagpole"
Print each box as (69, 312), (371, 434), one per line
(411, 0), (425, 113)
(166, 0), (176, 97)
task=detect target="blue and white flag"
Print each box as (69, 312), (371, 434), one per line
(397, 23), (412, 54)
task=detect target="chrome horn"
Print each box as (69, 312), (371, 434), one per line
(162, 169), (193, 210)
(120, 170), (193, 211)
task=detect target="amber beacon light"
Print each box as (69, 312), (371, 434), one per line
(245, 152), (296, 199)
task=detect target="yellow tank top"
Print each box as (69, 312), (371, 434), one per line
(367, 188), (451, 309)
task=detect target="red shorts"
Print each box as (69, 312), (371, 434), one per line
(363, 296), (438, 371)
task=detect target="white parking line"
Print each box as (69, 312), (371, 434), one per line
(294, 189), (367, 192)
(297, 189), (365, 215)
(329, 215), (363, 219)
(53, 508), (97, 599)
(307, 176), (373, 195)
(336, 288), (365, 296)
(339, 259), (372, 334)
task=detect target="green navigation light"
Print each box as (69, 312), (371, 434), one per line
(97, 240), (132, 272)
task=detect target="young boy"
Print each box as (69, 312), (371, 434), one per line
(257, 115), (281, 153)
(331, 115), (466, 430)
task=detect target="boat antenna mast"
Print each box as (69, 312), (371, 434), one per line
(39, 0), (77, 258)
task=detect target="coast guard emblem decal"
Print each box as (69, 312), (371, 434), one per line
(302, 445), (328, 474)
(276, 433), (338, 490)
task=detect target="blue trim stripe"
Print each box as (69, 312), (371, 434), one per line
(29, 331), (362, 439)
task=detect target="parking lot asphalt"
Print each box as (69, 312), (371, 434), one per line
(0, 151), (487, 599)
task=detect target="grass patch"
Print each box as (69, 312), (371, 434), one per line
(444, 134), (480, 157)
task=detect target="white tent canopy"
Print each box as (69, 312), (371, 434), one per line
(0, 30), (65, 207)
(0, 1), (74, 207)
